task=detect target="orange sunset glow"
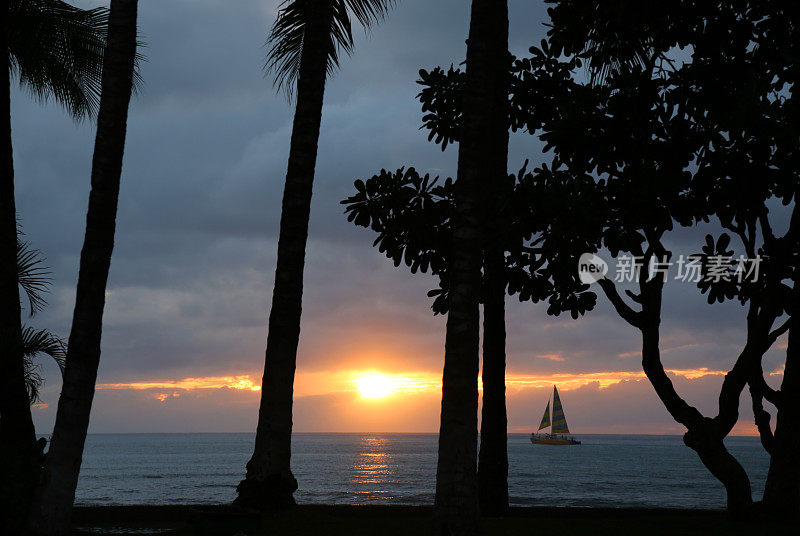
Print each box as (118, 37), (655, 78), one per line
(96, 375), (262, 392)
(94, 366), (762, 399)
(79, 364), (785, 435)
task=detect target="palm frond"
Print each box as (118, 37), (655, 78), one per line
(9, 0), (108, 119)
(574, 1), (652, 85)
(585, 42), (648, 85)
(266, 0), (395, 97)
(21, 326), (67, 404)
(343, 0), (394, 31)
(266, 0), (311, 96)
(17, 232), (52, 317)
(23, 359), (45, 405)
(132, 42), (148, 96)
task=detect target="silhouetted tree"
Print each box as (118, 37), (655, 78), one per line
(519, 27), (756, 517)
(417, 60), (514, 518)
(1, 2), (106, 532)
(719, 2), (800, 518)
(537, 0), (800, 517)
(671, 0), (800, 514)
(235, 0), (395, 512)
(423, 0), (509, 532)
(401, 60), (515, 516)
(343, 16), (636, 514)
(344, 74), (516, 515)
(349, 0), (800, 518)
(26, 1), (140, 533)
(512, 0), (800, 517)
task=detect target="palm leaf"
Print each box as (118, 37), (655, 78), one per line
(575, 1), (652, 84)
(343, 0), (394, 30)
(17, 231), (52, 317)
(8, 1), (147, 118)
(8, 0), (108, 119)
(266, 0), (395, 97)
(21, 326), (67, 404)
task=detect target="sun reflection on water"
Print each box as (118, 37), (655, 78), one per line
(349, 435), (398, 500)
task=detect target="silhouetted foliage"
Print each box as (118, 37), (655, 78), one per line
(344, 167), (454, 312)
(409, 0), (800, 372)
(13, 226), (67, 404)
(417, 66), (464, 151)
(22, 327), (66, 404)
(342, 162), (599, 317)
(8, 0), (108, 119)
(345, 0), (800, 516)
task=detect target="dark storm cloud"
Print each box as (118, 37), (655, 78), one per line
(17, 0), (544, 376)
(14, 1), (778, 433)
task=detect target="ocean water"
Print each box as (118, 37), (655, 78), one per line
(71, 433), (769, 509)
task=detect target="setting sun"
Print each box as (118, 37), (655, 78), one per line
(354, 372), (396, 399)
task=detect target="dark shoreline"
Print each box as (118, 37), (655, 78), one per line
(70, 504), (798, 536)
(74, 503), (726, 522)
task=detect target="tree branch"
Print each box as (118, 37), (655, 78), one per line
(767, 317), (791, 347)
(751, 369), (782, 407)
(722, 217), (756, 259)
(749, 367), (776, 454)
(759, 211), (775, 245)
(597, 278), (641, 328)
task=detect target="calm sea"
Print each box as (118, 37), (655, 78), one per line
(68, 433), (768, 509)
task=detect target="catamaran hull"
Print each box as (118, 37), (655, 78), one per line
(530, 436), (581, 445)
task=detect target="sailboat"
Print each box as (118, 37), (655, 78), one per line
(530, 385), (581, 445)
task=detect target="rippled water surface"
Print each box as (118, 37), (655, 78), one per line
(71, 433), (768, 508)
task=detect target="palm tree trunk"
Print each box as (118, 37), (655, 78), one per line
(1, 2), (40, 531)
(762, 283), (800, 518)
(234, 0), (332, 512)
(478, 247), (508, 516)
(26, 2), (138, 534)
(434, 0), (508, 533)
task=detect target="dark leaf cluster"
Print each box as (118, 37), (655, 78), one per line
(347, 0), (800, 324)
(342, 167), (454, 313)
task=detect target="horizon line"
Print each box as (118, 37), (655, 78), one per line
(35, 431), (763, 437)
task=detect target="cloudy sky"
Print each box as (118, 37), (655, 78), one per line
(16, 0), (785, 434)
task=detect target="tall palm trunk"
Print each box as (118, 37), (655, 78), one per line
(234, 0), (332, 512)
(478, 247), (508, 516)
(476, 64), (510, 515)
(26, 2), (138, 534)
(762, 281), (800, 518)
(1, 1), (40, 531)
(434, 0), (508, 533)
